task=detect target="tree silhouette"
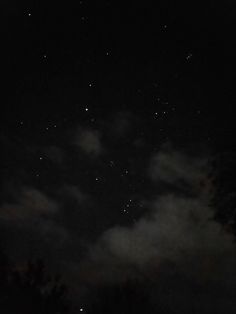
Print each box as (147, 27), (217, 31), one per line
(211, 152), (236, 234)
(86, 280), (154, 314)
(0, 252), (70, 314)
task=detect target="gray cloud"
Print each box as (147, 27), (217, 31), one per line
(1, 142), (236, 312)
(75, 129), (103, 156)
(0, 187), (58, 221)
(148, 144), (209, 191)
(62, 185), (88, 205)
(0, 187), (68, 257)
(79, 146), (236, 312)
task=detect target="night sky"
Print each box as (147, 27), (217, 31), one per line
(1, 1), (236, 313)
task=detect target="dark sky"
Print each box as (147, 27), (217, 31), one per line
(1, 1), (236, 313)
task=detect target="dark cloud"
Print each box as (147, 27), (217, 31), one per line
(74, 128), (103, 157)
(0, 187), (58, 221)
(0, 186), (69, 265)
(148, 143), (213, 197)
(1, 142), (236, 312)
(149, 146), (206, 186)
(62, 185), (88, 205)
(77, 146), (236, 312)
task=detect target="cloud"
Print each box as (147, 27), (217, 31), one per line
(75, 129), (103, 156)
(1, 141), (236, 312)
(0, 187), (69, 244)
(0, 187), (58, 221)
(62, 185), (88, 204)
(79, 146), (236, 312)
(90, 195), (234, 273)
(148, 143), (209, 190)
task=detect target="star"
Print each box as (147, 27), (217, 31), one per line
(186, 53), (193, 60)
(109, 160), (115, 167)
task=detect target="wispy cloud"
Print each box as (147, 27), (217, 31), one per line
(0, 187), (58, 221)
(75, 129), (103, 157)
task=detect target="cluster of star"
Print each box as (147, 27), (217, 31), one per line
(122, 199), (133, 214)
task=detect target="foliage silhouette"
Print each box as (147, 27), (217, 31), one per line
(86, 280), (155, 314)
(211, 152), (236, 234)
(0, 252), (70, 314)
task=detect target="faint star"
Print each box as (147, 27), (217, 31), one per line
(109, 160), (114, 167)
(186, 53), (193, 60)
